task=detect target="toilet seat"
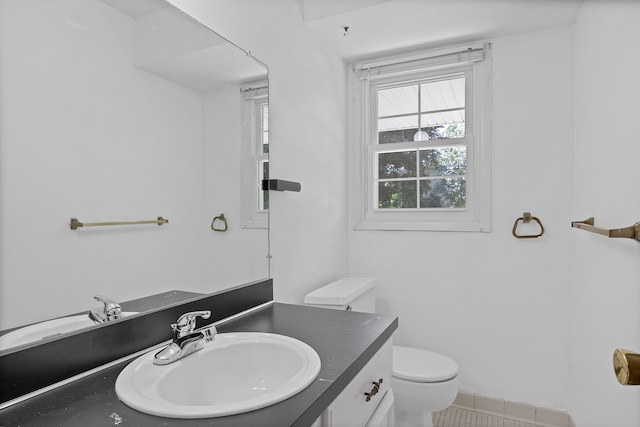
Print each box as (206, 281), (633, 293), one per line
(393, 345), (458, 383)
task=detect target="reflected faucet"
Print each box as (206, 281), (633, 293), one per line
(89, 295), (123, 324)
(153, 310), (217, 366)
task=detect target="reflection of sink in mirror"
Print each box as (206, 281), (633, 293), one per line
(0, 312), (137, 351)
(115, 332), (321, 418)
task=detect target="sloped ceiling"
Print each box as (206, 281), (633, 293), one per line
(302, 0), (584, 61)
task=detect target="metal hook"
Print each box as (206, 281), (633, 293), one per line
(211, 214), (228, 232)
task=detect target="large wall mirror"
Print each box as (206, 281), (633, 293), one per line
(0, 0), (269, 351)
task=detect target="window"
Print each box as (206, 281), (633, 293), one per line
(241, 83), (269, 228)
(351, 44), (491, 231)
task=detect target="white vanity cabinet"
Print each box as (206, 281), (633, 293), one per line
(313, 338), (394, 427)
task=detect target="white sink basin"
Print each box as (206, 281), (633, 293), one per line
(115, 332), (321, 418)
(0, 312), (137, 351)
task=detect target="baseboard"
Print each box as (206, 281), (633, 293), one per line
(452, 392), (574, 427)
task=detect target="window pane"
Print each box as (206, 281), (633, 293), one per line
(378, 181), (417, 208)
(379, 123), (464, 143)
(261, 105), (269, 154)
(378, 85), (418, 117)
(420, 77), (465, 112)
(420, 147), (466, 177)
(419, 178), (466, 208)
(378, 151), (416, 179)
(259, 160), (269, 210)
(419, 113), (465, 138)
(377, 76), (466, 143)
(378, 115), (418, 144)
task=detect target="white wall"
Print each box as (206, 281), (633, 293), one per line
(570, 1), (640, 426)
(168, 0), (350, 302)
(348, 26), (575, 410)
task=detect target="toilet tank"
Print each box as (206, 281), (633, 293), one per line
(304, 278), (376, 313)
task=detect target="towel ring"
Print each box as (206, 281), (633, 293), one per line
(211, 213), (228, 232)
(512, 212), (544, 239)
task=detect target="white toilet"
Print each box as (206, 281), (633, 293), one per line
(304, 277), (458, 427)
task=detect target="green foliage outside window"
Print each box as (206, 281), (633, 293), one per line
(377, 125), (466, 209)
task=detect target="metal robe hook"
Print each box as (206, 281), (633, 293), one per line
(211, 213), (228, 232)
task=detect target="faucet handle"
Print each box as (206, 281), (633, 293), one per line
(172, 311), (211, 338)
(91, 295), (122, 322)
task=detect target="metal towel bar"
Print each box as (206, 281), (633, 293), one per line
(571, 217), (640, 241)
(70, 217), (168, 230)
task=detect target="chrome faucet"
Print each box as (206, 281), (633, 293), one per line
(89, 295), (123, 323)
(153, 310), (217, 366)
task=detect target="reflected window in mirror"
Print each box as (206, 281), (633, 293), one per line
(242, 82), (269, 228)
(259, 101), (269, 211)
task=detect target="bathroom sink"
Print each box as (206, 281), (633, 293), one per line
(115, 332), (321, 418)
(0, 312), (137, 351)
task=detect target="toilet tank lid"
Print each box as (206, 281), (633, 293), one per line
(304, 277), (375, 306)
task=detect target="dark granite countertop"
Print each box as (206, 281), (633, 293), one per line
(0, 303), (397, 427)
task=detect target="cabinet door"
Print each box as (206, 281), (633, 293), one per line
(366, 389), (394, 427)
(320, 338), (393, 426)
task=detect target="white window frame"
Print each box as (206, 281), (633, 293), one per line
(241, 82), (268, 229)
(350, 44), (492, 232)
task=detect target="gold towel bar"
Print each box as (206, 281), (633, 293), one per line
(571, 217), (640, 241)
(70, 217), (168, 230)
(512, 212), (544, 239)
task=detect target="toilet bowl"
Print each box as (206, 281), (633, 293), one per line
(304, 278), (459, 427)
(392, 345), (458, 427)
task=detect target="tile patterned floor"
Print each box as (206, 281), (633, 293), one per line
(433, 406), (537, 427)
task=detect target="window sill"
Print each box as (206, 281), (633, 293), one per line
(242, 219), (268, 230)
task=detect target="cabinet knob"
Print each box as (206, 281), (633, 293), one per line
(613, 349), (640, 385)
